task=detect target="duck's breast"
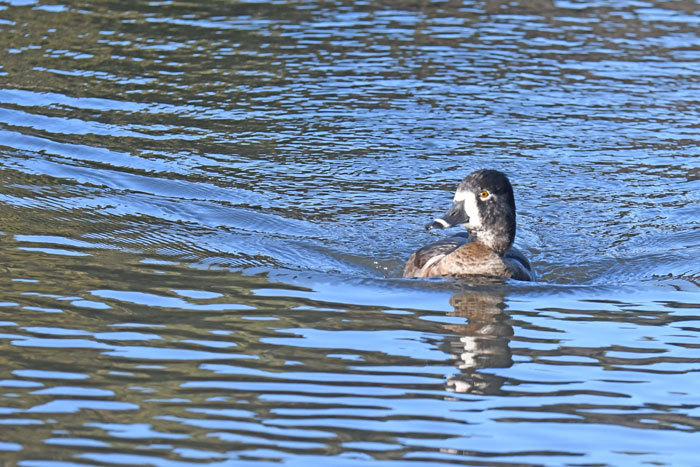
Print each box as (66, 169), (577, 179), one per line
(430, 242), (510, 278)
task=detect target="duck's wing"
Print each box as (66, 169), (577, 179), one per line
(403, 233), (469, 278)
(504, 246), (535, 281)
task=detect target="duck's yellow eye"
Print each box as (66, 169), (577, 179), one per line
(480, 190), (489, 199)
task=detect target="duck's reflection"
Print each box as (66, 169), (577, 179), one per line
(441, 287), (513, 395)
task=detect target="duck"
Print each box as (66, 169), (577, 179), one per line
(403, 169), (535, 281)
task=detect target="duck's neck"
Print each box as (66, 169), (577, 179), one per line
(471, 228), (514, 256)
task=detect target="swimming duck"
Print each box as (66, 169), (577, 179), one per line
(403, 169), (534, 281)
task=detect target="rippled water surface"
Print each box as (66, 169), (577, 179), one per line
(0, 0), (699, 465)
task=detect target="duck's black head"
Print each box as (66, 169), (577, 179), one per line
(426, 169), (517, 255)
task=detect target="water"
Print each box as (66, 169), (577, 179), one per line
(0, 0), (698, 465)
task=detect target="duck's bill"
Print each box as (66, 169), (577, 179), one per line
(425, 218), (450, 231)
(425, 200), (468, 231)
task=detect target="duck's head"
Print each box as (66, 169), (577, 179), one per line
(426, 169), (517, 255)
